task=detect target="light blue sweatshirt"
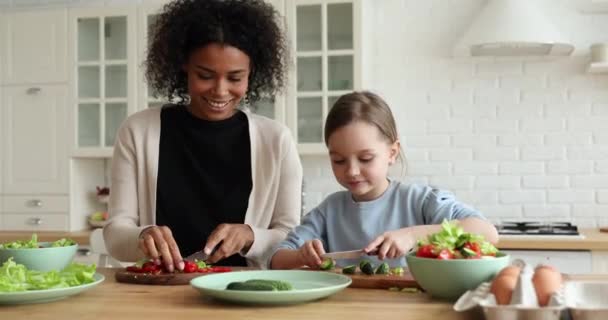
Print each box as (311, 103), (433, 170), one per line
(272, 180), (484, 267)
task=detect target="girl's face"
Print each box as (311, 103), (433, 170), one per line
(183, 43), (250, 121)
(327, 121), (399, 202)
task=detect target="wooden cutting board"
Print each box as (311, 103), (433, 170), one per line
(114, 267), (419, 289)
(330, 268), (419, 289)
(114, 267), (252, 285)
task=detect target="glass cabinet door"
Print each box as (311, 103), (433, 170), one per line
(140, 11), (167, 109)
(74, 9), (135, 154)
(289, 0), (359, 152)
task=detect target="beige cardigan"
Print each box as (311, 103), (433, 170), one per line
(103, 107), (302, 268)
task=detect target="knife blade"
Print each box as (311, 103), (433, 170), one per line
(184, 250), (209, 262)
(184, 242), (221, 262)
(321, 249), (377, 260)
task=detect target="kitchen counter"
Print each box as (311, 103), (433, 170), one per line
(497, 228), (608, 250)
(0, 230), (93, 246)
(2, 269), (607, 320)
(0, 268), (480, 320)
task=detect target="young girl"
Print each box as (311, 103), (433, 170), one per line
(270, 91), (498, 269)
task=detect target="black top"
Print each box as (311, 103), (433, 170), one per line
(156, 105), (252, 266)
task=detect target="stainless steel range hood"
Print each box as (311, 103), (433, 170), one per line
(454, 0), (574, 57)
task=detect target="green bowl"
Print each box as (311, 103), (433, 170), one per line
(0, 242), (78, 271)
(406, 251), (509, 300)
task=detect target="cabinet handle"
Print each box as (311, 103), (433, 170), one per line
(29, 218), (43, 225)
(26, 87), (41, 95)
(28, 199), (43, 207)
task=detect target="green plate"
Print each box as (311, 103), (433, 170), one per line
(0, 273), (105, 305)
(190, 270), (351, 305)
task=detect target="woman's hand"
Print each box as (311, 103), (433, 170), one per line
(204, 224), (254, 263)
(296, 239), (326, 269)
(138, 226), (183, 272)
(364, 228), (417, 260)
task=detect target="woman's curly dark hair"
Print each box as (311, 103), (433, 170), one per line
(145, 0), (288, 105)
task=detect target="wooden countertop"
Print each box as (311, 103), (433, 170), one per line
(2, 269), (607, 320)
(0, 230), (93, 246)
(497, 228), (608, 251)
(0, 268), (480, 320)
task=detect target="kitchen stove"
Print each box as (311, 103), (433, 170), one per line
(496, 221), (584, 239)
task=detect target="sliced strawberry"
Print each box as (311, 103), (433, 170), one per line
(416, 244), (437, 258)
(126, 265), (142, 273)
(209, 266), (232, 273)
(183, 261), (198, 273)
(437, 249), (454, 260)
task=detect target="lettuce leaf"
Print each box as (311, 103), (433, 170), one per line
(417, 219), (498, 256)
(0, 258), (96, 292)
(0, 234), (76, 249)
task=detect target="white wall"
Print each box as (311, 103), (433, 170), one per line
(303, 0), (608, 228)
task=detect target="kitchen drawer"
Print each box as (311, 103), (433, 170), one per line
(1, 213), (68, 231)
(2, 195), (68, 213)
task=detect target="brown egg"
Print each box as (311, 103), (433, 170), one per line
(497, 265), (522, 278)
(490, 274), (518, 305)
(532, 266), (563, 307)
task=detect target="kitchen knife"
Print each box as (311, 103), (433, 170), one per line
(184, 250), (209, 262)
(184, 242), (221, 262)
(321, 249), (377, 260)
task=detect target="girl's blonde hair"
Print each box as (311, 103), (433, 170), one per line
(324, 91), (399, 146)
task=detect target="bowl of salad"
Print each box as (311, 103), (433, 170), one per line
(405, 220), (509, 300)
(0, 234), (78, 272)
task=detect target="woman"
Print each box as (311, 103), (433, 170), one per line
(104, 0), (302, 270)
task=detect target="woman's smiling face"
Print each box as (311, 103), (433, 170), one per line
(183, 43), (251, 121)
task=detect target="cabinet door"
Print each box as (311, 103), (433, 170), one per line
(1, 9), (67, 84)
(70, 7), (137, 157)
(286, 0), (360, 154)
(1, 85), (68, 194)
(137, 2), (170, 110)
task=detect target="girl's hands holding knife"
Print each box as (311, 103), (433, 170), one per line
(364, 228), (417, 260)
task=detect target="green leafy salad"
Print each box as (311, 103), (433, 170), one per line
(0, 258), (97, 292)
(0, 234), (76, 249)
(415, 220), (499, 259)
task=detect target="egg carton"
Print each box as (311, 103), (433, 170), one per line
(453, 259), (569, 320)
(564, 280), (608, 320)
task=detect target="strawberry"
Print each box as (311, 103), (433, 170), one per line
(436, 249), (454, 260)
(415, 244), (437, 258)
(183, 261), (198, 273)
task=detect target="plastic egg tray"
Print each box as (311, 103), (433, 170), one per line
(454, 259), (608, 320)
(453, 259), (567, 320)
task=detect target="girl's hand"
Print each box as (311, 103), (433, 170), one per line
(204, 223), (254, 263)
(364, 228), (417, 260)
(296, 239), (326, 268)
(138, 226), (183, 272)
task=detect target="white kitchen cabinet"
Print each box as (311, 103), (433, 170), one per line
(0, 9), (67, 85)
(69, 7), (137, 157)
(137, 1), (169, 110)
(501, 249), (593, 275)
(1, 85), (68, 194)
(286, 0), (361, 154)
